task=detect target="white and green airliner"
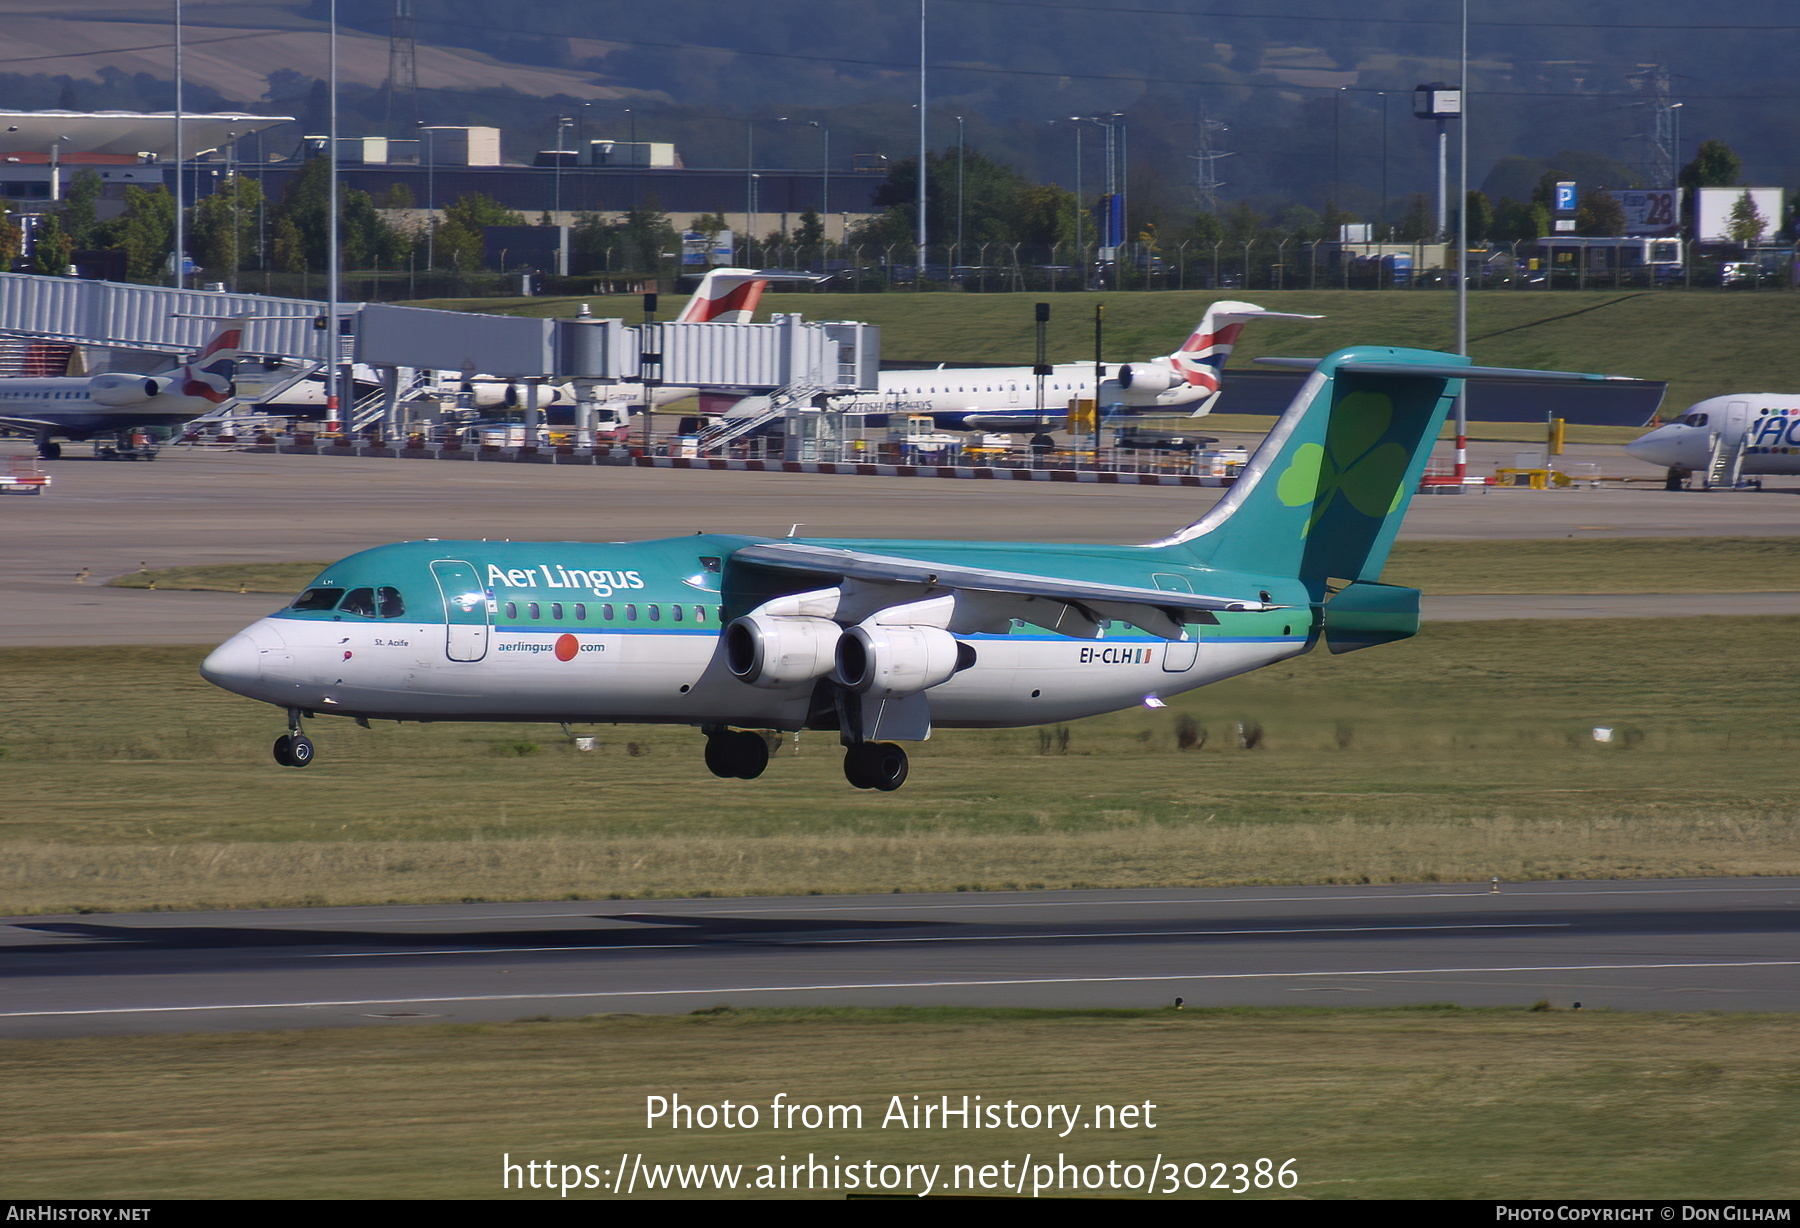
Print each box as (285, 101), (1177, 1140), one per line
(202, 346), (1624, 791)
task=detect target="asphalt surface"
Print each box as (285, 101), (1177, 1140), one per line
(3, 879), (1795, 1037)
(7, 443), (1800, 646)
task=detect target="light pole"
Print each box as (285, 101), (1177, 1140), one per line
(916, 0), (927, 280)
(955, 114), (965, 263)
(416, 121), (435, 269)
(553, 114), (572, 222)
(807, 120), (830, 238)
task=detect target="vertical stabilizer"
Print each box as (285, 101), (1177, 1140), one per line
(1167, 301), (1323, 408)
(1150, 346), (1464, 597)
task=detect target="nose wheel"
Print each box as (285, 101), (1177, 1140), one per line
(273, 708), (315, 767)
(843, 742), (908, 791)
(272, 733), (315, 767)
(703, 728), (770, 780)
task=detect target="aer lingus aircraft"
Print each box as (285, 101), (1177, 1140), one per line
(202, 346), (1627, 790)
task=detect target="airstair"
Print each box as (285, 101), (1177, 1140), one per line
(1703, 429), (1747, 490)
(694, 382), (826, 455)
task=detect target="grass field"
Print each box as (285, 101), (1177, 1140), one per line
(4, 615), (1797, 913)
(405, 288), (1800, 413)
(105, 537), (1800, 596)
(7, 1006), (1796, 1200)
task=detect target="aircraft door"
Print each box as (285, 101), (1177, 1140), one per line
(1154, 574), (1199, 672)
(430, 559), (490, 662)
(1727, 400), (1752, 440)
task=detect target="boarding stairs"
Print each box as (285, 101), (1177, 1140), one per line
(695, 382), (826, 455)
(1703, 429), (1747, 490)
(349, 369), (436, 433)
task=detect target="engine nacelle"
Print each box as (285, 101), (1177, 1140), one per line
(1113, 361), (1182, 394)
(87, 374), (167, 406)
(724, 613), (841, 688)
(834, 624), (967, 697)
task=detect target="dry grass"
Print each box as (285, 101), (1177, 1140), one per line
(3, 615), (1798, 912)
(6, 1007), (1797, 1199)
(5, 810), (1796, 914)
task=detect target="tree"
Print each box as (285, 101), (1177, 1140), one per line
(57, 169), (103, 251)
(272, 156), (414, 271)
(31, 211), (71, 276)
(1575, 192), (1626, 236)
(189, 175), (264, 276)
(792, 209), (825, 251)
(1394, 194), (1435, 241)
(1727, 190), (1768, 245)
(93, 185), (174, 281)
(0, 200), (22, 269)
(1680, 139), (1741, 191)
(1490, 196), (1548, 243)
(1463, 190), (1494, 244)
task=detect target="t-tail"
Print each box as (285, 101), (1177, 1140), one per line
(1147, 346), (1636, 652)
(674, 268), (828, 324)
(174, 317), (245, 404)
(1168, 301), (1323, 416)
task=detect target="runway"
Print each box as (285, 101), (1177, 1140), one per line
(4, 878), (1795, 1037)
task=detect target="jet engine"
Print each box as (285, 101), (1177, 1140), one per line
(834, 623), (967, 697)
(1113, 361), (1182, 394)
(724, 613), (841, 688)
(87, 374), (169, 406)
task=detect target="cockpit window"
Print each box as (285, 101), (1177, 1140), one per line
(339, 588), (378, 617)
(291, 587), (343, 611)
(376, 587), (405, 618)
(1682, 412), (1710, 427)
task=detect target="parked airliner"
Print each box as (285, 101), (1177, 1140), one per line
(1625, 394), (1800, 487)
(826, 300), (1321, 432)
(202, 345), (1629, 791)
(1, 320), (242, 458)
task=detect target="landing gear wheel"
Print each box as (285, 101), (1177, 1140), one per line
(844, 742), (908, 791)
(704, 730), (770, 780)
(729, 730), (769, 780)
(703, 733), (735, 778)
(844, 743), (880, 789)
(273, 733), (315, 767)
(38, 441), (60, 460)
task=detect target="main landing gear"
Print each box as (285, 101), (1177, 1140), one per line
(272, 708), (315, 767)
(703, 728), (770, 780)
(843, 741), (908, 792)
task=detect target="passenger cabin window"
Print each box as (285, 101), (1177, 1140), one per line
(574, 603), (587, 620)
(694, 605), (707, 623)
(291, 587), (343, 612)
(671, 604), (683, 622)
(602, 603), (614, 620)
(504, 601), (517, 619)
(649, 604), (661, 622)
(528, 602), (541, 619)
(625, 604), (637, 621)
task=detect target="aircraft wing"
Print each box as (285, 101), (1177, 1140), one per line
(730, 540), (1281, 634)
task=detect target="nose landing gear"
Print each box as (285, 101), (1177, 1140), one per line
(272, 708), (315, 767)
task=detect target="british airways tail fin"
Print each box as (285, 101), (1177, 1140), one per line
(173, 317), (244, 404)
(1168, 301), (1323, 416)
(674, 268), (829, 324)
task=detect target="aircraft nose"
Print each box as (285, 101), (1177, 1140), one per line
(200, 621), (286, 695)
(1624, 427), (1679, 466)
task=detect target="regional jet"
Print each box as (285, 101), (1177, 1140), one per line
(2, 319), (242, 458)
(203, 345), (1631, 791)
(1625, 394), (1800, 488)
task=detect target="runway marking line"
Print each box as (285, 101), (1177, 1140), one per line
(5, 960), (1797, 1019)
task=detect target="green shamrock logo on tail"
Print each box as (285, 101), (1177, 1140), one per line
(1274, 391), (1410, 536)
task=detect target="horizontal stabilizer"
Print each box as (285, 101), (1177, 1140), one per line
(1322, 581), (1421, 654)
(1256, 356), (1638, 385)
